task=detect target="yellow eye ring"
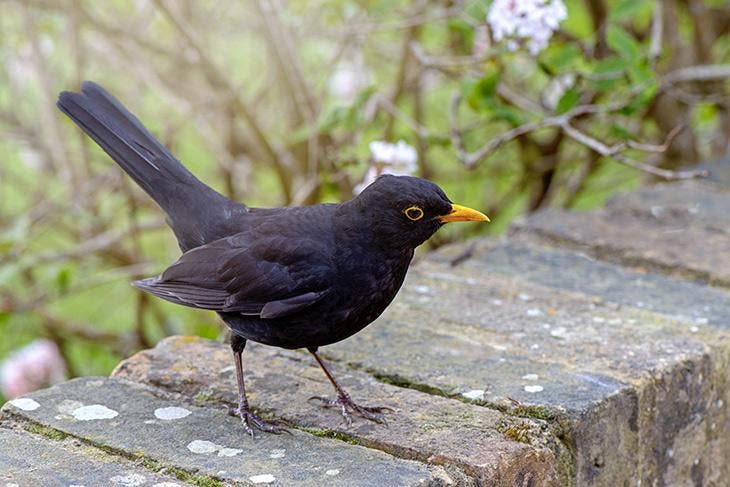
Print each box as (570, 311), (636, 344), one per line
(404, 206), (424, 221)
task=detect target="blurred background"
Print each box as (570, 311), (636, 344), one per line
(1, 0), (728, 403)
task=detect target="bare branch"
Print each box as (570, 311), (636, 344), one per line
(560, 123), (707, 180)
(649, 0), (663, 64)
(661, 64), (730, 86)
(626, 124), (684, 153)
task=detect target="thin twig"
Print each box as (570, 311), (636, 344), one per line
(649, 0), (663, 64)
(661, 64), (730, 86)
(560, 123), (707, 180)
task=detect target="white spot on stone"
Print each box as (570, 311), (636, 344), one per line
(269, 448), (286, 459)
(187, 440), (218, 454)
(6, 483), (20, 487)
(524, 385), (544, 393)
(550, 327), (567, 338)
(635, 301), (645, 308)
(154, 406), (191, 421)
(689, 326), (699, 333)
(694, 317), (708, 325)
(413, 285), (430, 294)
(608, 318), (622, 325)
(526, 308), (543, 317)
(522, 374), (539, 381)
(492, 299), (503, 306)
(187, 439), (243, 457)
(249, 474), (276, 484)
(530, 343), (540, 350)
(151, 483), (182, 487)
(110, 474), (146, 486)
(461, 389), (484, 400)
(718, 399), (724, 408)
(518, 293), (532, 301)
(326, 469), (340, 476)
(72, 404), (118, 421)
(541, 323), (551, 329)
(592, 316), (605, 323)
(85, 379), (104, 388)
(217, 447), (243, 457)
(9, 397), (40, 411)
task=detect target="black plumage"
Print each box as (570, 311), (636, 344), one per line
(57, 81), (488, 434)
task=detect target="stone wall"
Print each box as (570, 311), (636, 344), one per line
(2, 180), (729, 486)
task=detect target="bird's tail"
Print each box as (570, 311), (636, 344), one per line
(57, 81), (244, 250)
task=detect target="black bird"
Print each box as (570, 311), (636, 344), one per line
(57, 81), (489, 435)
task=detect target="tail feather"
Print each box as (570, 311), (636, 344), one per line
(58, 81), (246, 251)
(57, 81), (201, 209)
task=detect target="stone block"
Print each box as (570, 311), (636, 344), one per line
(1, 377), (452, 486)
(112, 336), (563, 486)
(0, 427), (192, 487)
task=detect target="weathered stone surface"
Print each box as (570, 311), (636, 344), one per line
(431, 238), (730, 328)
(513, 183), (730, 285)
(0, 427), (192, 487)
(0, 377), (449, 486)
(112, 336), (563, 486)
(320, 256), (730, 486)
(604, 180), (730, 230)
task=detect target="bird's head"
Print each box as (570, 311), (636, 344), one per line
(343, 174), (489, 251)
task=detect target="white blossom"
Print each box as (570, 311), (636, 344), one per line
(354, 140), (418, 194)
(487, 0), (567, 55)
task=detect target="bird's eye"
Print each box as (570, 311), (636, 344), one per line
(403, 206), (424, 221)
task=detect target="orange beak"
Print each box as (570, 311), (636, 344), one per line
(438, 203), (490, 223)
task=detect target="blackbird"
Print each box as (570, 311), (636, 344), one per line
(57, 81), (488, 435)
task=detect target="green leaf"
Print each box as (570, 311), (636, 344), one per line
(609, 123), (635, 141)
(541, 44), (583, 74)
(627, 62), (654, 86)
(467, 68), (499, 111)
(56, 266), (73, 295)
(492, 105), (523, 126)
(465, 66), (500, 112)
(606, 25), (643, 63)
(609, 0), (652, 22)
(619, 83), (658, 115)
(590, 56), (627, 91)
(556, 88), (580, 114)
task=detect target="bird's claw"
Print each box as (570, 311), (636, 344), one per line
(308, 393), (393, 426)
(228, 405), (291, 437)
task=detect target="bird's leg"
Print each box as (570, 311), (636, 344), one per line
(307, 347), (393, 426)
(228, 335), (289, 436)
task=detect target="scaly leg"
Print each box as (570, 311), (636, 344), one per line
(307, 347), (393, 426)
(228, 335), (289, 436)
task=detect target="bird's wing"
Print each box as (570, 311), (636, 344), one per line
(133, 232), (332, 319)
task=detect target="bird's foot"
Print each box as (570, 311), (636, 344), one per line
(308, 392), (393, 426)
(227, 405), (290, 437)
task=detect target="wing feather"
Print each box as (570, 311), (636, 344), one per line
(133, 229), (331, 319)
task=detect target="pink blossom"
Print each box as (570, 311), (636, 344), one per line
(1, 339), (67, 399)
